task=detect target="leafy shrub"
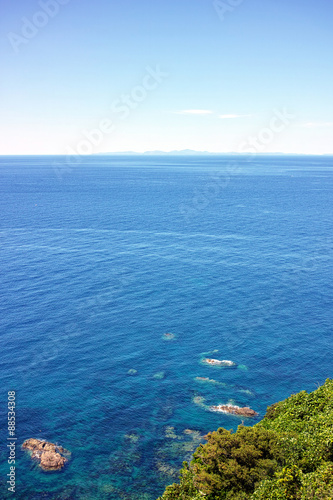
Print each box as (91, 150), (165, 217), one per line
(157, 462), (203, 500)
(191, 426), (284, 498)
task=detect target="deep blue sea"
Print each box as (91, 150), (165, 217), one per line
(0, 155), (332, 499)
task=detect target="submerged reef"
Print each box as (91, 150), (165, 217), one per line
(164, 426), (178, 439)
(156, 426), (206, 479)
(194, 376), (225, 385)
(162, 333), (176, 341)
(192, 395), (206, 408)
(124, 433), (140, 443)
(194, 376), (254, 396)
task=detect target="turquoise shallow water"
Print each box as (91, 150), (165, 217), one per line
(0, 155), (332, 499)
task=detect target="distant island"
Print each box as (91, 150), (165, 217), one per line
(96, 150), (217, 156)
(96, 150), (289, 156)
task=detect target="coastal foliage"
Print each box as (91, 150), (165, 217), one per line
(157, 379), (333, 499)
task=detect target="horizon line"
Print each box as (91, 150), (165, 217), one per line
(1, 152), (333, 157)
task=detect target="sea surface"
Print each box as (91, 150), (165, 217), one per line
(0, 155), (332, 499)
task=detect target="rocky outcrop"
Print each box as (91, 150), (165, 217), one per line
(210, 404), (258, 417)
(162, 333), (176, 340)
(202, 358), (236, 367)
(22, 438), (70, 471)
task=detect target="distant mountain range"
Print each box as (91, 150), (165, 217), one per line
(97, 150), (213, 156)
(96, 150), (289, 156)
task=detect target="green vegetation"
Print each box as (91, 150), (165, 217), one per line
(157, 379), (333, 499)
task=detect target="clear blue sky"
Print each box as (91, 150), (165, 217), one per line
(0, 0), (332, 154)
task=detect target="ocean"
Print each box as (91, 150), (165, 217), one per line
(0, 155), (332, 499)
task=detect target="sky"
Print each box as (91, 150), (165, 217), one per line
(0, 0), (333, 154)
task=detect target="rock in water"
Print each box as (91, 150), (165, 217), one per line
(209, 404), (258, 417)
(22, 438), (70, 471)
(39, 451), (67, 471)
(162, 332), (176, 341)
(202, 358), (236, 367)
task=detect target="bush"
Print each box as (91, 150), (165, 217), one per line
(157, 462), (203, 500)
(191, 426), (284, 498)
